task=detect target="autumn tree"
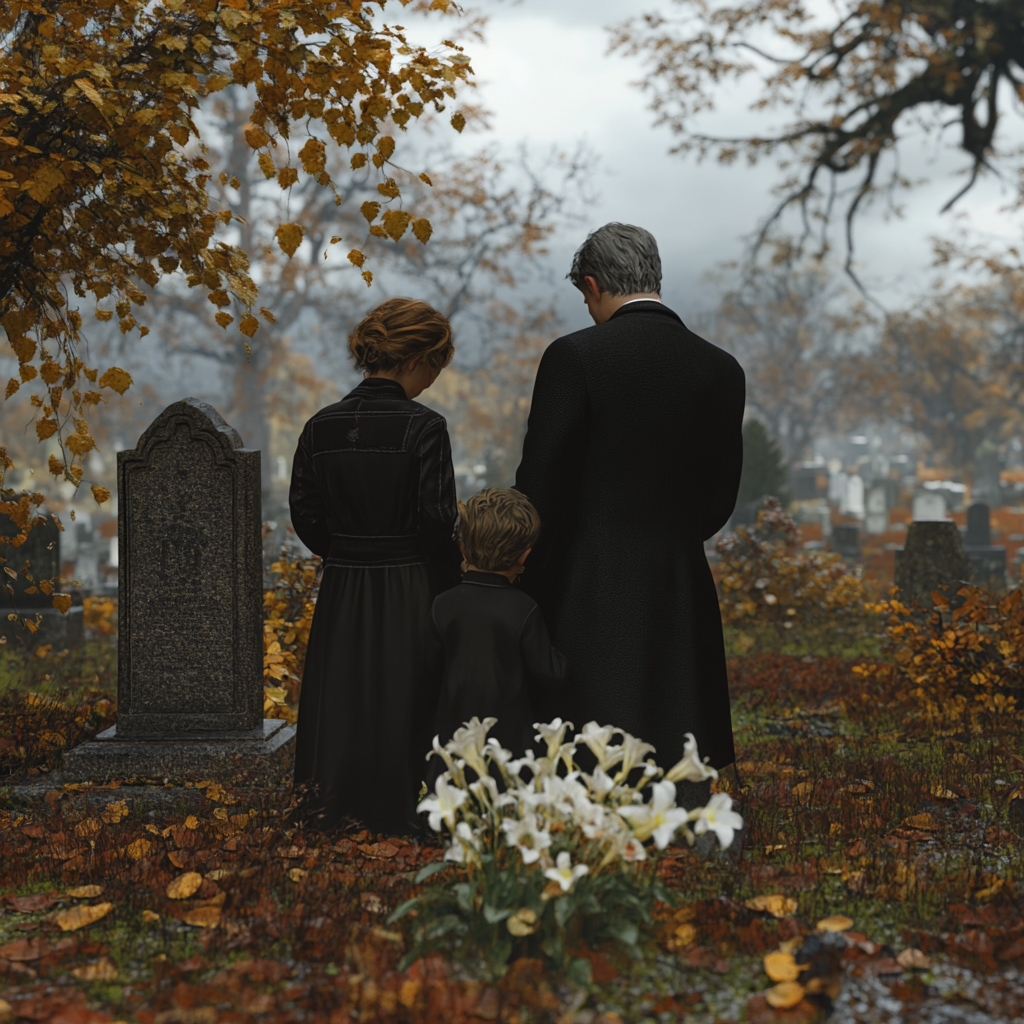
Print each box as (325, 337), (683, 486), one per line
(0, 0), (473, 492)
(708, 249), (872, 463)
(612, 0), (1024, 273)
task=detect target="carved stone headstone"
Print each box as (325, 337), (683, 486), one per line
(62, 400), (294, 783)
(831, 524), (860, 561)
(894, 521), (971, 605)
(865, 486), (888, 535)
(964, 502), (1006, 590)
(0, 499), (82, 644)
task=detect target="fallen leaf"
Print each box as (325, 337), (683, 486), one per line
(66, 885), (103, 898)
(166, 872), (203, 899)
(288, 868), (307, 883)
(5, 894), (55, 913)
(183, 905), (221, 928)
(674, 923), (697, 947)
(903, 813), (936, 831)
(185, 815), (199, 830)
(763, 951), (806, 982)
(71, 957), (117, 981)
(896, 947), (931, 970)
(205, 869), (233, 881)
(745, 894), (798, 918)
(0, 937), (50, 961)
(360, 892), (384, 914)
(765, 981), (805, 1009)
(816, 915), (853, 932)
(507, 908), (539, 937)
(142, 910), (160, 924)
(54, 902), (113, 931)
(126, 838), (152, 860)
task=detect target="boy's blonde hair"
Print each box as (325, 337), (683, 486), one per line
(460, 488), (541, 572)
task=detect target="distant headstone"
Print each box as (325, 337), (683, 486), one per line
(965, 503), (991, 547)
(963, 502), (1006, 590)
(894, 521), (971, 605)
(865, 486), (888, 535)
(63, 399), (294, 783)
(912, 492), (947, 522)
(828, 471), (847, 506)
(972, 441), (1001, 508)
(0, 499), (82, 644)
(842, 474), (865, 518)
(831, 524), (860, 561)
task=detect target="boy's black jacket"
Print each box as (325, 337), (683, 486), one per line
(429, 570), (568, 754)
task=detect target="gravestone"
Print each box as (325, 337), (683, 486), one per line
(894, 521), (971, 605)
(841, 474), (865, 518)
(831, 524), (860, 561)
(912, 491), (947, 522)
(0, 499), (82, 644)
(865, 486), (888, 535)
(963, 503), (1006, 590)
(63, 399), (294, 783)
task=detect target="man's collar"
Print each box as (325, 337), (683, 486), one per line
(609, 300), (683, 325)
(618, 297), (662, 308)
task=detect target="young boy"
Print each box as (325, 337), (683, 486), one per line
(429, 488), (568, 754)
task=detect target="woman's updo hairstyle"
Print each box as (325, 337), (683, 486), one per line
(349, 298), (454, 375)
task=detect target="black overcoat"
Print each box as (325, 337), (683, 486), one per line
(428, 570), (569, 755)
(289, 377), (461, 833)
(514, 301), (745, 769)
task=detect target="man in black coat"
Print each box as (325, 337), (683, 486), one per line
(514, 222), (745, 778)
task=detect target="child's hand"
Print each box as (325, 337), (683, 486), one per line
(460, 558), (468, 574)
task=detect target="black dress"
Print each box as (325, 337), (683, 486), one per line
(515, 301), (745, 770)
(289, 377), (461, 833)
(429, 571), (569, 755)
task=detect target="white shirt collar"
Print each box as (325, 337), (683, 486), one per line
(617, 297), (662, 308)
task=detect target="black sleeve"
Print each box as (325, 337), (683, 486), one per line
(418, 416), (462, 589)
(519, 605), (570, 693)
(288, 420), (331, 559)
(514, 339), (589, 600)
(700, 359), (746, 540)
(514, 338), (589, 528)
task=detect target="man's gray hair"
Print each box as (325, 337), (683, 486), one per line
(567, 222), (662, 296)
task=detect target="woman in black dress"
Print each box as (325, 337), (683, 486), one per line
(289, 298), (461, 833)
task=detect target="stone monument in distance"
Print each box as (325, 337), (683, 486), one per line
(63, 399), (294, 783)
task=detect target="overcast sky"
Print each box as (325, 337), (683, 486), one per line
(429, 0), (1024, 333)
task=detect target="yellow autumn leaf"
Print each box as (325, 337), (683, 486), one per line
(100, 800), (128, 823)
(277, 166), (298, 189)
(91, 485), (111, 505)
(745, 894), (797, 918)
(244, 123), (270, 149)
(36, 418), (58, 441)
(39, 360), (62, 385)
(72, 958), (117, 981)
(185, 815), (199, 829)
(382, 209), (411, 241)
(815, 914), (854, 932)
(66, 885), (103, 898)
(506, 907), (539, 937)
(347, 249), (366, 268)
(419, 171), (432, 186)
(360, 201), (381, 224)
(411, 218), (432, 244)
(166, 872), (203, 899)
(763, 951), (806, 982)
(276, 223), (304, 257)
(126, 838), (152, 860)
(765, 981), (805, 1009)
(55, 902), (113, 932)
(376, 177), (400, 199)
(98, 367), (133, 395)
(183, 905), (221, 928)
(49, 454), (63, 475)
(288, 867), (307, 882)
(215, 311), (234, 329)
(142, 910), (160, 924)
(5, 378), (19, 399)
(450, 111), (466, 132)
(52, 594), (72, 614)
(298, 137), (326, 174)
(257, 152), (276, 178)
(239, 313), (259, 338)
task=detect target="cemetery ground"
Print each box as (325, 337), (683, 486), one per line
(2, 606), (1023, 1024)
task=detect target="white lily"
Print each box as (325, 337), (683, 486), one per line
(426, 734), (457, 775)
(417, 775), (468, 833)
(470, 773), (500, 808)
(688, 792), (744, 850)
(543, 851), (590, 892)
(665, 732), (719, 783)
(617, 779), (690, 849)
(500, 814), (552, 864)
(620, 835), (647, 862)
(577, 722), (615, 762)
(443, 821), (481, 863)
(615, 733), (657, 781)
(584, 766), (616, 801)
(447, 717), (497, 779)
(534, 719), (574, 760)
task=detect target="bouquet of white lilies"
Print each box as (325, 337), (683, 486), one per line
(389, 717), (743, 977)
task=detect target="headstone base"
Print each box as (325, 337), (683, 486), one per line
(60, 719), (295, 785)
(1, 606), (84, 646)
